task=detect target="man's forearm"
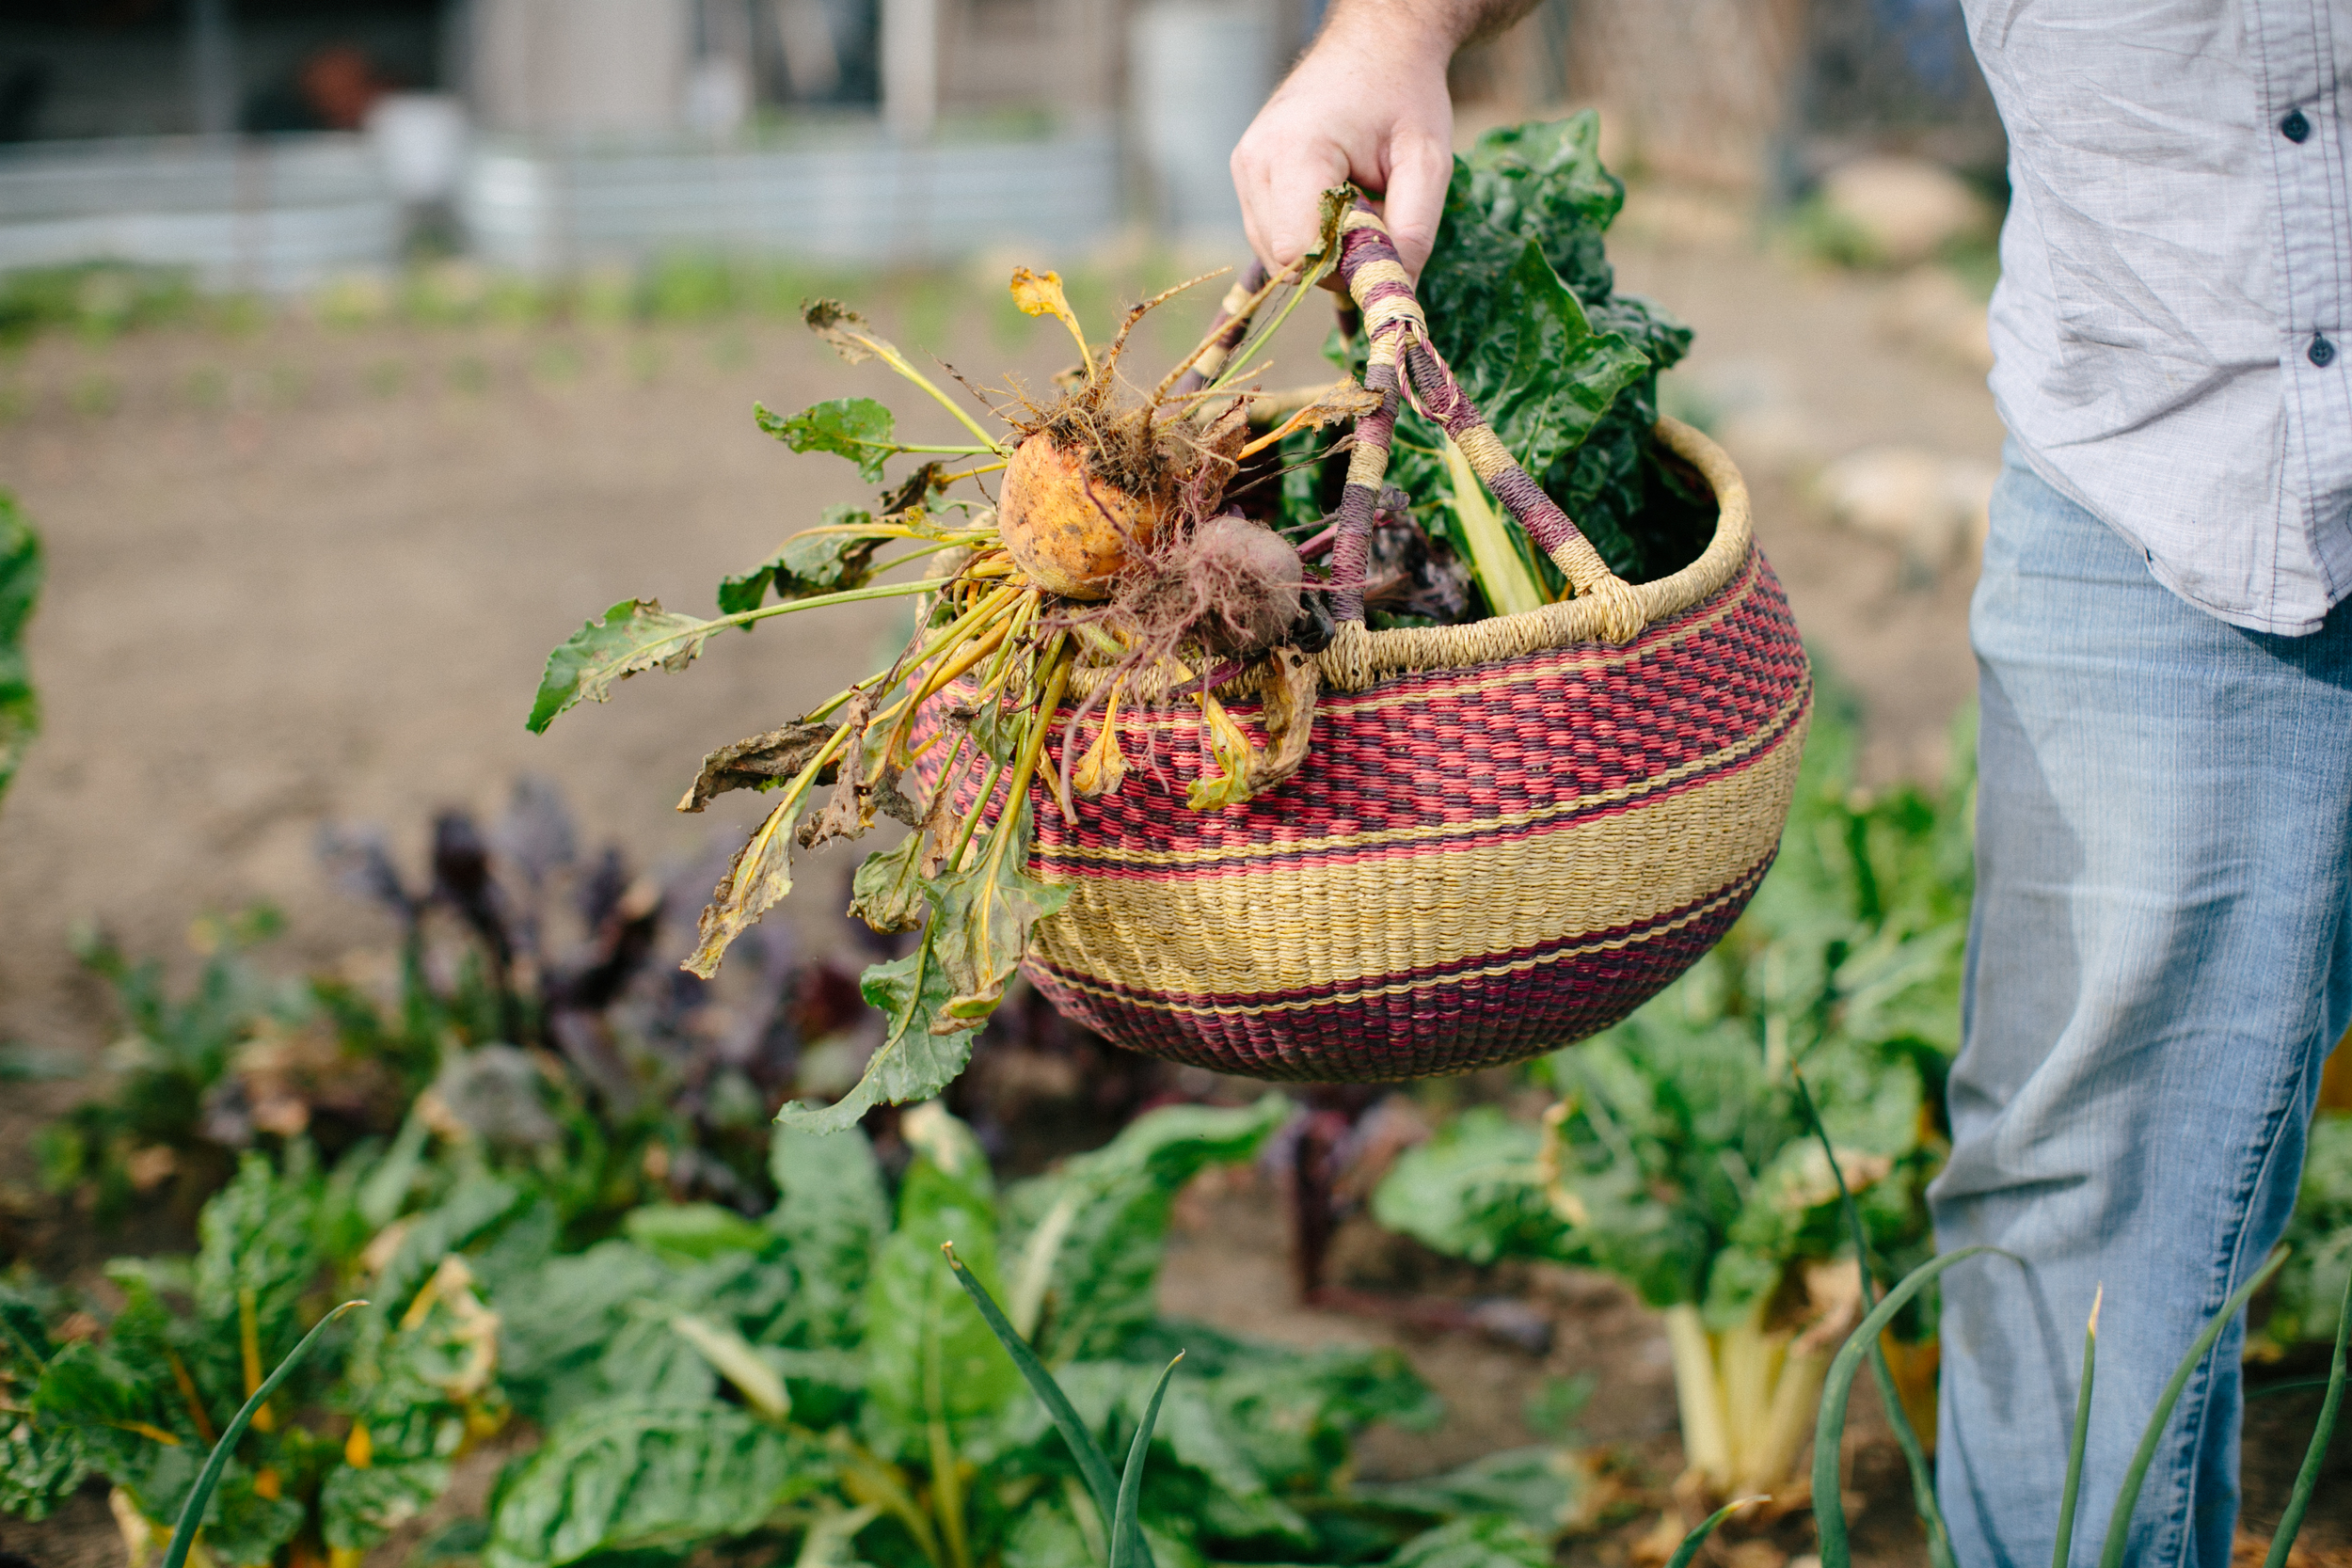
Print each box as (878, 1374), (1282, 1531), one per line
(1311, 0), (1545, 58)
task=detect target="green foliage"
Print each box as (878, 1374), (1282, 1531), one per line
(716, 504), (895, 616)
(482, 1404), (823, 1568)
(2258, 1110), (2352, 1352)
(468, 1100), (1502, 1568)
(758, 398), (898, 483)
(0, 263), (197, 344)
(1285, 112), (1709, 616)
(1369, 1110), (1563, 1268)
(0, 491), (38, 808)
(528, 598), (715, 734)
(15, 1150), (520, 1567)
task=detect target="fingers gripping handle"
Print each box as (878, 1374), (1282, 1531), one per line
(1327, 199), (1643, 642)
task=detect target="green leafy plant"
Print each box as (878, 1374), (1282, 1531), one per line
(5, 1148), (535, 1568)
(2253, 1110), (2352, 1355)
(1279, 113), (1710, 623)
(475, 1095), (1496, 1568)
(32, 779), (844, 1228)
(1372, 678), (1969, 1502)
(0, 489), (39, 809)
(948, 1243), (1768, 1568)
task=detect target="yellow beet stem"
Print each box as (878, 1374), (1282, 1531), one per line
(880, 616), (1015, 769)
(1000, 637), (1074, 828)
(1440, 434), (1549, 618)
(827, 316), (1008, 454)
(1152, 259), (1300, 408)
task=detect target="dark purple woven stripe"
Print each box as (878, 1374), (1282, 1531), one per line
(1326, 360), (1400, 625)
(1399, 338), (1584, 561)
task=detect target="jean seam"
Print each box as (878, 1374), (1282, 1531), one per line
(2151, 1039), (2304, 1568)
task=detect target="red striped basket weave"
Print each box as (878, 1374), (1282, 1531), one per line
(910, 418), (1809, 1083)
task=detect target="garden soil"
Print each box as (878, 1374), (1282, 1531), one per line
(2, 211), (2338, 1565)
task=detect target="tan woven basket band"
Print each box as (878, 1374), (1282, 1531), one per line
(1030, 734), (1799, 998)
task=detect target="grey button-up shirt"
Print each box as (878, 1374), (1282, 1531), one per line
(1964, 0), (2352, 635)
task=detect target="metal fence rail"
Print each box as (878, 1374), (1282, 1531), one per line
(0, 135), (400, 293)
(460, 124), (1124, 273)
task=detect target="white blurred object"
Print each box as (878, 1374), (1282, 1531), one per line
(1819, 155), (1988, 267)
(881, 0), (939, 141)
(1816, 445), (1998, 568)
(684, 55), (752, 133)
(772, 0), (843, 98)
(469, 0), (693, 136)
(1132, 0), (1274, 236)
(367, 93), (469, 204)
(1875, 265), (1995, 373)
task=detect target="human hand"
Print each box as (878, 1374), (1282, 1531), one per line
(1229, 2), (1460, 279)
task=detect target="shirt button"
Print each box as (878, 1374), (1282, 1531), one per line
(2312, 335), (2337, 367)
(2282, 108), (2312, 142)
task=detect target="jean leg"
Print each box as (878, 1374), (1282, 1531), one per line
(1931, 456), (2352, 1568)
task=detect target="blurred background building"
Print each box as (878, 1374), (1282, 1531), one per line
(0, 0), (2000, 290)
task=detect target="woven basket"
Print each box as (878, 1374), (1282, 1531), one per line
(909, 416), (1808, 1082)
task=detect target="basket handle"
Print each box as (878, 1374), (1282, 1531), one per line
(1324, 198), (1643, 642)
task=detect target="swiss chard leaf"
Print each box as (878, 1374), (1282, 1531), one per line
(481, 1402), (821, 1568)
(767, 1122), (891, 1348)
(1005, 1097), (1290, 1364)
(528, 598), (714, 735)
(1430, 241), (1649, 488)
(862, 1106), (1019, 1442)
(1359, 1449), (1587, 1541)
(756, 398), (897, 483)
(0, 490), (40, 808)
(717, 505), (897, 617)
(1385, 1515), (1554, 1568)
(623, 1202), (775, 1262)
(1368, 1108), (1569, 1267)
(321, 1461), (452, 1553)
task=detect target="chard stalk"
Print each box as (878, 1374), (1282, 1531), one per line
(1441, 435), (1549, 618)
(1664, 1305), (1732, 1491)
(1746, 1340), (1832, 1497)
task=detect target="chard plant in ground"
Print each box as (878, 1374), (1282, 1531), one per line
(1, 1148), (528, 1568)
(10, 1093), (1613, 1568)
(1371, 680), (1968, 1503)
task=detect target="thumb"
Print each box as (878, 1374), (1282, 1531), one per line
(1379, 129), (1454, 279)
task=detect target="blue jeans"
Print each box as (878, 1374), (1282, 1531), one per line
(1931, 452), (2352, 1567)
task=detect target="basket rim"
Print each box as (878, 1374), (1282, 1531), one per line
(1309, 414), (1750, 691)
(1055, 416), (1752, 703)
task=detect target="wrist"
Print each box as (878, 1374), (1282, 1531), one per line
(1312, 0), (1470, 69)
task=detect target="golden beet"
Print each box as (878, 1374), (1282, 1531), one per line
(996, 435), (1166, 599)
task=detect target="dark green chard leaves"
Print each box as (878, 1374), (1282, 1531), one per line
(1289, 111), (1707, 610)
(481, 1403), (824, 1568)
